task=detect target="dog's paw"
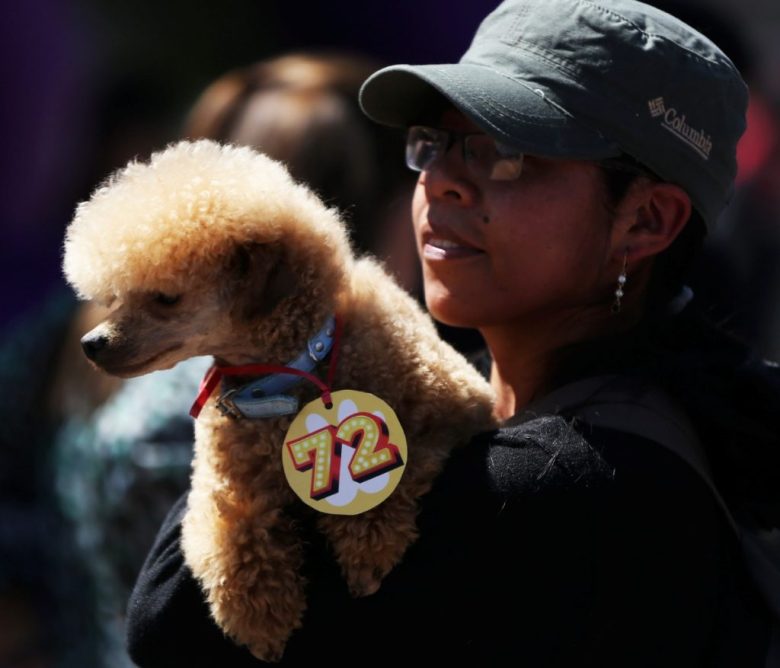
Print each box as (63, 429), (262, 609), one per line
(346, 566), (386, 598)
(248, 639), (286, 663)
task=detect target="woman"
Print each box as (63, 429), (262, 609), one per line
(126, 1), (776, 665)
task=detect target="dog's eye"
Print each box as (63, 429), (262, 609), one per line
(154, 293), (181, 306)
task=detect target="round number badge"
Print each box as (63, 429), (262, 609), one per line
(282, 390), (407, 515)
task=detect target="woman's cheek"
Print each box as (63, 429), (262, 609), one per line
(411, 180), (427, 240)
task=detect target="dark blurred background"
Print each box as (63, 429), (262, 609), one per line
(2, 0), (780, 338)
(1, 0), (508, 332)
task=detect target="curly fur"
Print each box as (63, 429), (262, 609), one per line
(64, 141), (349, 305)
(64, 140), (496, 661)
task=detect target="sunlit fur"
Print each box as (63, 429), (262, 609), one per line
(64, 140), (496, 661)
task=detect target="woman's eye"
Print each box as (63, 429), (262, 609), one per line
(154, 293), (181, 306)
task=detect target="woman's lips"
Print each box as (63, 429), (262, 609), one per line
(423, 236), (483, 260)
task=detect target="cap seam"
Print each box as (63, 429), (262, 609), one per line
(491, 39), (641, 117)
(432, 67), (567, 126)
(480, 94), (565, 127)
(503, 25), (726, 88)
(498, 2), (732, 77)
(578, 0), (731, 69)
(496, 37), (583, 82)
(462, 93), (564, 129)
(485, 69), (618, 148)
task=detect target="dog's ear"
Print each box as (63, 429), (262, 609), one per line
(228, 242), (296, 320)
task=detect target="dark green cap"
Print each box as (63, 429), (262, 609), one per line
(359, 0), (748, 229)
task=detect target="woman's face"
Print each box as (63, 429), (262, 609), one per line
(411, 109), (617, 329)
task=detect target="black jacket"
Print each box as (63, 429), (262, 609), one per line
(126, 413), (769, 666)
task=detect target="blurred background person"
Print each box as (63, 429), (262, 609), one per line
(183, 52), (419, 292)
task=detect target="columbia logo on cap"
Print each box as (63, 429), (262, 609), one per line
(648, 97), (666, 117)
(648, 97), (713, 160)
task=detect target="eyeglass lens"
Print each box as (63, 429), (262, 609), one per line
(405, 126), (523, 181)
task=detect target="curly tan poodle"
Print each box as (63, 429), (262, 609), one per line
(63, 140), (496, 661)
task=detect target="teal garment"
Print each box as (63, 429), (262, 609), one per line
(0, 292), (105, 668)
(54, 355), (211, 668)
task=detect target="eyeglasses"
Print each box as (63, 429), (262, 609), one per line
(405, 125), (525, 181)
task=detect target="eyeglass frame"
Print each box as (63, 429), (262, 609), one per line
(405, 125), (525, 181)
(406, 124), (660, 188)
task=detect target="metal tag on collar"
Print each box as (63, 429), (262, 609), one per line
(234, 394), (299, 419)
(217, 388), (300, 419)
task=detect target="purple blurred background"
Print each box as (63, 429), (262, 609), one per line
(0, 0), (501, 332)
(2, 0), (780, 333)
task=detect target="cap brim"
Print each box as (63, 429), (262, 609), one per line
(360, 63), (620, 159)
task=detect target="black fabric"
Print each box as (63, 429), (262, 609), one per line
(550, 305), (780, 510)
(126, 415), (769, 666)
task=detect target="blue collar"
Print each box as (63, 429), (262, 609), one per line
(216, 315), (336, 419)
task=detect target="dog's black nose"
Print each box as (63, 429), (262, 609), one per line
(81, 333), (109, 360)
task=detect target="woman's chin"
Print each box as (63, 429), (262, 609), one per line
(424, 292), (482, 329)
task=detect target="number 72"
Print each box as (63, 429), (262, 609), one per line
(286, 412), (404, 500)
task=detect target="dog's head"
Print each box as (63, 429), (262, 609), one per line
(64, 140), (353, 377)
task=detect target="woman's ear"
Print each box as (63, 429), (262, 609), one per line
(610, 181), (692, 264)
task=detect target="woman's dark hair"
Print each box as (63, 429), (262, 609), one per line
(599, 154), (706, 316)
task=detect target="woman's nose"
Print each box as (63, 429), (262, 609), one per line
(421, 149), (479, 206)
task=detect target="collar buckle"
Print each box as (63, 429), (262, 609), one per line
(216, 388), (244, 419)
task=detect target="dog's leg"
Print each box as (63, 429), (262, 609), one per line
(182, 422), (307, 662)
(318, 443), (451, 596)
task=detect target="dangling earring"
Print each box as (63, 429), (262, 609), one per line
(612, 251), (628, 314)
